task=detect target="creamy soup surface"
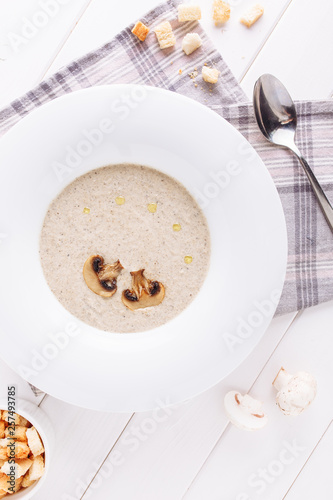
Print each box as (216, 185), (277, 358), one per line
(40, 164), (211, 333)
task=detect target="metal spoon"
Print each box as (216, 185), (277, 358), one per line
(253, 73), (333, 232)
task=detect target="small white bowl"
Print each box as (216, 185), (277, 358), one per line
(0, 399), (54, 499)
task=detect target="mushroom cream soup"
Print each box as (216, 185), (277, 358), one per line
(40, 164), (210, 333)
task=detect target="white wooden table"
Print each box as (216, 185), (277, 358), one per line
(1, 1), (333, 498)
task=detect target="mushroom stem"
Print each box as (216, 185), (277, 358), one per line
(272, 367), (293, 391)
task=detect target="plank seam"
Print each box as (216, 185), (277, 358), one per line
(239, 0), (294, 85)
(282, 419), (333, 499)
(80, 413), (135, 499)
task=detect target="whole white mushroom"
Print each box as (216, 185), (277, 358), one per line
(272, 367), (317, 416)
(224, 391), (268, 431)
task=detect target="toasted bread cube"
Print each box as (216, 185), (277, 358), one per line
(202, 66), (220, 84)
(182, 33), (202, 55)
(2, 412), (29, 428)
(18, 416), (30, 428)
(4, 426), (27, 442)
(0, 440), (30, 459)
(240, 4), (264, 27)
(131, 21), (150, 41)
(1, 458), (32, 479)
(154, 21), (176, 49)
(14, 441), (30, 459)
(22, 474), (36, 488)
(213, 0), (231, 24)
(0, 423), (4, 440)
(2, 412), (20, 426)
(26, 428), (44, 457)
(22, 475), (36, 488)
(178, 4), (201, 22)
(0, 475), (23, 494)
(0, 489), (6, 499)
(26, 456), (44, 481)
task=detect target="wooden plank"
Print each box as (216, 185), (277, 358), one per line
(45, 0), (292, 82)
(284, 421), (333, 499)
(30, 396), (132, 500)
(80, 313), (297, 500)
(183, 300), (333, 500)
(0, 0), (92, 109)
(241, 0), (333, 99)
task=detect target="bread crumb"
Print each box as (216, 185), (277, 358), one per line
(240, 4), (264, 27)
(213, 1), (231, 24)
(202, 66), (220, 84)
(188, 69), (198, 79)
(178, 4), (201, 22)
(154, 21), (176, 49)
(131, 21), (150, 41)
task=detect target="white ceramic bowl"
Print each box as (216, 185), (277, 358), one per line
(0, 85), (288, 411)
(0, 399), (54, 499)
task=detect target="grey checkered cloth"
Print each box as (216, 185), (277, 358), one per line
(1, 0), (332, 316)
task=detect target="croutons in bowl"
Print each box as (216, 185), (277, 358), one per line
(0, 399), (53, 499)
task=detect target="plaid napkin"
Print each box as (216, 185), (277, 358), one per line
(1, 0), (332, 316)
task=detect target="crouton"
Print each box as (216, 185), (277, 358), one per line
(178, 4), (201, 22)
(213, 0), (231, 24)
(131, 21), (150, 41)
(26, 456), (44, 481)
(0, 475), (23, 494)
(1, 458), (32, 479)
(4, 425), (27, 442)
(202, 66), (220, 84)
(14, 441), (30, 459)
(240, 4), (264, 27)
(154, 21), (176, 49)
(0, 440), (30, 459)
(182, 33), (202, 55)
(0, 489), (6, 499)
(0, 424), (4, 440)
(22, 474), (36, 488)
(2, 412), (29, 428)
(26, 428), (44, 457)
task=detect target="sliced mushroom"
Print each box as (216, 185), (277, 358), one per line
(224, 391), (268, 431)
(122, 269), (165, 310)
(83, 255), (123, 297)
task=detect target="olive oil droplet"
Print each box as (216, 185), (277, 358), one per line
(148, 203), (157, 213)
(116, 196), (125, 205)
(173, 223), (181, 232)
(83, 207), (90, 214)
(184, 255), (193, 264)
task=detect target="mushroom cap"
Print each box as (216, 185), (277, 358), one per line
(122, 269), (165, 311)
(275, 371), (317, 416)
(83, 255), (123, 298)
(224, 391), (268, 431)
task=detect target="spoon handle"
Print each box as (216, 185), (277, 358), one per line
(292, 149), (333, 232)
